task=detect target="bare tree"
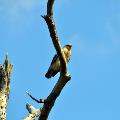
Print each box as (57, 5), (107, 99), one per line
(0, 54), (13, 120)
(0, 0), (72, 120)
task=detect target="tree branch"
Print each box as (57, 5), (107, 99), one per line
(23, 103), (41, 120)
(26, 91), (46, 103)
(39, 0), (71, 120)
(39, 75), (71, 120)
(42, 0), (67, 75)
(23, 0), (71, 119)
(47, 0), (55, 16)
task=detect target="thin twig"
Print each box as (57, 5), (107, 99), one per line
(26, 91), (46, 103)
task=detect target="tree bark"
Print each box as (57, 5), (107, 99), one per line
(0, 54), (13, 120)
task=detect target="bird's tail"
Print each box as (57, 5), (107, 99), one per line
(45, 69), (59, 79)
(45, 70), (52, 79)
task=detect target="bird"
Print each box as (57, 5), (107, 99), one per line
(45, 44), (72, 79)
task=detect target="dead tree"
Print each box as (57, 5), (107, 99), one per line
(0, 54), (13, 120)
(0, 0), (72, 120)
(24, 0), (72, 119)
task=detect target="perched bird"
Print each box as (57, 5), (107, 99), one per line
(45, 44), (72, 79)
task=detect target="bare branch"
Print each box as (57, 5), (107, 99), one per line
(39, 75), (71, 120)
(26, 91), (46, 103)
(47, 0), (55, 16)
(23, 103), (41, 120)
(23, 0), (72, 119)
(26, 103), (40, 114)
(42, 0), (67, 75)
(39, 0), (72, 120)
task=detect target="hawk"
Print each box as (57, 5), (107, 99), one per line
(45, 44), (72, 79)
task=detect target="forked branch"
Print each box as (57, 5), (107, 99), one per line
(39, 0), (71, 120)
(24, 0), (71, 120)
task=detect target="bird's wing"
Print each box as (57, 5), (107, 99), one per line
(45, 54), (59, 79)
(50, 54), (58, 65)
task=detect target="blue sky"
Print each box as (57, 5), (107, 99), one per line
(0, 0), (120, 120)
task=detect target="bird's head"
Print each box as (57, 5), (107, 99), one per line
(64, 44), (72, 50)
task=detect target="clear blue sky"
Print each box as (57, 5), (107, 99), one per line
(0, 0), (120, 120)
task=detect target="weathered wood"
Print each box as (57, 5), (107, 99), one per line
(0, 54), (13, 120)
